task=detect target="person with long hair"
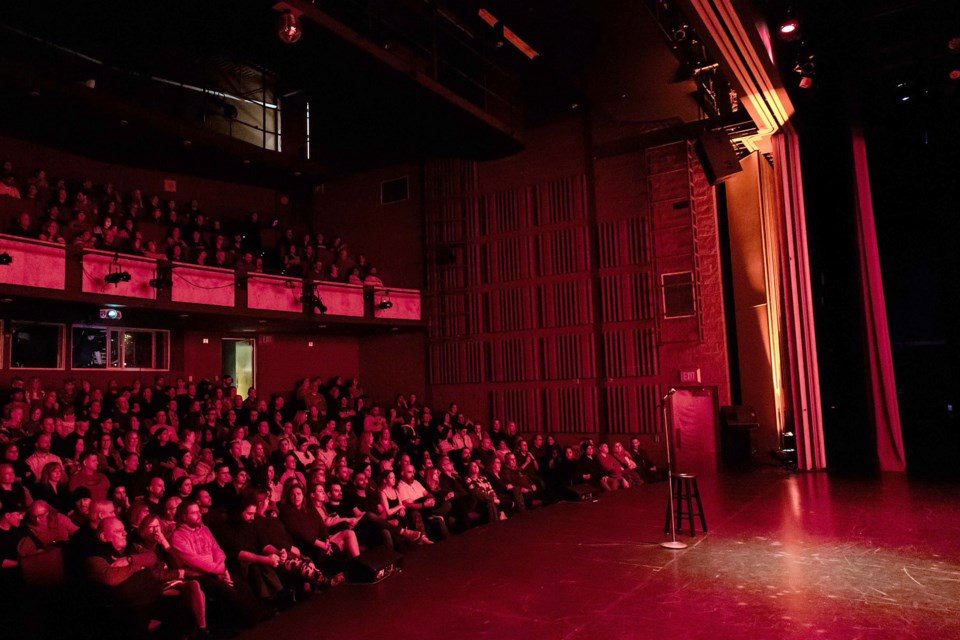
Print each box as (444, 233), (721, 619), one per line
(278, 483), (356, 569)
(136, 513), (208, 635)
(32, 461), (71, 513)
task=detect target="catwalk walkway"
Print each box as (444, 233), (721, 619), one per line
(241, 469), (960, 640)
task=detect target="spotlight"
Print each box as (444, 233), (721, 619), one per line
(300, 290), (328, 314)
(672, 25), (689, 43)
(950, 69), (960, 81)
(948, 36), (960, 53)
(492, 22), (505, 49)
(779, 18), (799, 37)
(278, 10), (302, 44)
(794, 55), (815, 89)
(104, 271), (132, 285)
(0, 252), (12, 266)
(99, 308), (122, 320)
(375, 300), (394, 311)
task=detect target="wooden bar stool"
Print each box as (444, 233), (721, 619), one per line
(664, 473), (707, 536)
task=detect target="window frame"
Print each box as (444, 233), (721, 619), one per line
(9, 321), (67, 370)
(71, 324), (171, 372)
(660, 270), (697, 319)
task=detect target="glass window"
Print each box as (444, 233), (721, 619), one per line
(662, 271), (696, 318)
(10, 322), (64, 369)
(72, 327), (108, 368)
(73, 325), (169, 371)
(123, 331), (154, 369)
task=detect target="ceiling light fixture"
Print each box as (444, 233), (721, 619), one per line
(278, 8), (302, 44)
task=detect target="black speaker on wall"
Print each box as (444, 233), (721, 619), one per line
(695, 130), (742, 185)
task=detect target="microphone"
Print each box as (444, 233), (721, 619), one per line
(662, 388), (677, 402)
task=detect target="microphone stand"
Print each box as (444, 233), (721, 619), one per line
(660, 388), (687, 550)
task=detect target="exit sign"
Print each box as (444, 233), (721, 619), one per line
(679, 368), (701, 384)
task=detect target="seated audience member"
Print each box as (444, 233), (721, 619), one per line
(578, 443), (618, 492)
(308, 484), (361, 557)
(217, 498), (287, 603)
(278, 483), (353, 576)
(19, 499), (78, 552)
(203, 464), (239, 512)
(0, 462), (32, 512)
(502, 452), (540, 509)
(609, 442), (644, 486)
(485, 457), (525, 516)
(32, 461), (72, 513)
(628, 437), (664, 483)
(0, 504), (24, 593)
(597, 442), (631, 489)
(85, 516), (196, 639)
(171, 500), (265, 629)
(342, 472), (421, 549)
(464, 461), (504, 521)
(69, 451), (110, 501)
(250, 489), (334, 591)
(398, 463), (449, 540)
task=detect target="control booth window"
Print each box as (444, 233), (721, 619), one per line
(72, 326), (170, 370)
(10, 322), (65, 369)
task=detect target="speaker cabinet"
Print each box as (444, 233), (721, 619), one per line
(563, 483), (596, 502)
(347, 547), (404, 583)
(695, 131), (742, 185)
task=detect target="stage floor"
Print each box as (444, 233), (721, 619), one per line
(241, 469), (960, 640)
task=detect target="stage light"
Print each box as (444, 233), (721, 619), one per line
(779, 19), (799, 36)
(278, 10), (302, 44)
(492, 22), (505, 49)
(104, 271), (131, 285)
(794, 55), (815, 89)
(0, 252), (12, 266)
(300, 290), (328, 314)
(99, 308), (122, 320)
(375, 299), (394, 311)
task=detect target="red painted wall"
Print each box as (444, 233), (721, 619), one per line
(312, 163), (424, 290)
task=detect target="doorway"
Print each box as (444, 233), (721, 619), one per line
(222, 338), (255, 399)
(669, 387), (720, 475)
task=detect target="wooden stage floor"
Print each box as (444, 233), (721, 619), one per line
(241, 468), (960, 640)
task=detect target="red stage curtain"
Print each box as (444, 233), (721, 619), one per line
(851, 130), (907, 472)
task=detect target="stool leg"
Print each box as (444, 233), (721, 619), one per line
(692, 478), (707, 532)
(684, 478), (696, 536)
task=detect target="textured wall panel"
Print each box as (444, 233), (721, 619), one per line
(171, 263), (235, 307)
(0, 235), (65, 290)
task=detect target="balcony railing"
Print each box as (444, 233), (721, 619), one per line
(0, 234), (421, 322)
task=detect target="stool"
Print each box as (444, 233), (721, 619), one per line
(664, 473), (707, 536)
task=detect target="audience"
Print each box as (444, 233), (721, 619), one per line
(0, 371), (660, 634)
(0, 165), (387, 284)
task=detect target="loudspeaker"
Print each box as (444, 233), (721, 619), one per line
(347, 546), (404, 583)
(563, 483), (596, 502)
(695, 131), (742, 185)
